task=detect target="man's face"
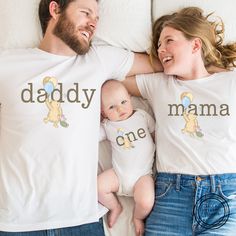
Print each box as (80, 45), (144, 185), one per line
(53, 0), (99, 55)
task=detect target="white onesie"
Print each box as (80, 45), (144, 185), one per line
(100, 109), (155, 196)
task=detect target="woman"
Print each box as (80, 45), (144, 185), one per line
(124, 7), (236, 235)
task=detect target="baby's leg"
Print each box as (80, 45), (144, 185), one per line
(97, 168), (122, 228)
(133, 175), (154, 236)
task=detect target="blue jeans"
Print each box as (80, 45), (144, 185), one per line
(0, 219), (105, 236)
(145, 173), (236, 236)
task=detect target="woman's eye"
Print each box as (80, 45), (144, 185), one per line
(109, 105), (114, 110)
(121, 100), (127, 105)
(167, 38), (173, 43)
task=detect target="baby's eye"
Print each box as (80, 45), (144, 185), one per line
(109, 105), (114, 110)
(121, 100), (127, 105)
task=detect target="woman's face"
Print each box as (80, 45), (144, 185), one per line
(157, 26), (195, 78)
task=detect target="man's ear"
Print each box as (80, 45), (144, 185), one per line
(49, 1), (60, 20)
(192, 38), (202, 54)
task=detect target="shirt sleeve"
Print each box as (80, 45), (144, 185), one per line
(136, 72), (164, 100)
(94, 45), (134, 80)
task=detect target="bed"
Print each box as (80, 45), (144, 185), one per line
(1, 0), (235, 235)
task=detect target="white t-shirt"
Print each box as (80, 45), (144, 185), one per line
(0, 45), (134, 232)
(137, 71), (236, 175)
(100, 109), (155, 193)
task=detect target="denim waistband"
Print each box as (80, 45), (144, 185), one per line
(156, 172), (236, 186)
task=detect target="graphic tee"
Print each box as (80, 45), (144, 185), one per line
(0, 45), (134, 231)
(137, 71), (236, 175)
(100, 109), (155, 195)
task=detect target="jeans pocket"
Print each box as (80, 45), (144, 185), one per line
(218, 184), (236, 200)
(155, 181), (172, 199)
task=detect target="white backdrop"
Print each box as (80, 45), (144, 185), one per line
(0, 1), (235, 235)
(1, 0), (235, 50)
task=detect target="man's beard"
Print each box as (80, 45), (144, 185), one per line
(53, 12), (91, 55)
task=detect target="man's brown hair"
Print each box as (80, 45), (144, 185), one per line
(39, 0), (76, 35)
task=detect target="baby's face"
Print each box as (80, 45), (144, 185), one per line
(102, 86), (133, 122)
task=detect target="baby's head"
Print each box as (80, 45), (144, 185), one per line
(101, 80), (133, 122)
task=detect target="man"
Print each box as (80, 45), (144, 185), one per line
(0, 0), (159, 235)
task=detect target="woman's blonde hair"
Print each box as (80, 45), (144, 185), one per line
(151, 7), (236, 69)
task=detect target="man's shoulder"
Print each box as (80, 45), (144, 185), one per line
(90, 42), (114, 50)
(89, 43), (127, 56)
(0, 48), (35, 58)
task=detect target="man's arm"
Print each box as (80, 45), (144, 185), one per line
(123, 53), (162, 96)
(124, 56), (227, 97)
(122, 75), (141, 97)
(127, 53), (162, 77)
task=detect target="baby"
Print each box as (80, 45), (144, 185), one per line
(98, 80), (155, 235)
